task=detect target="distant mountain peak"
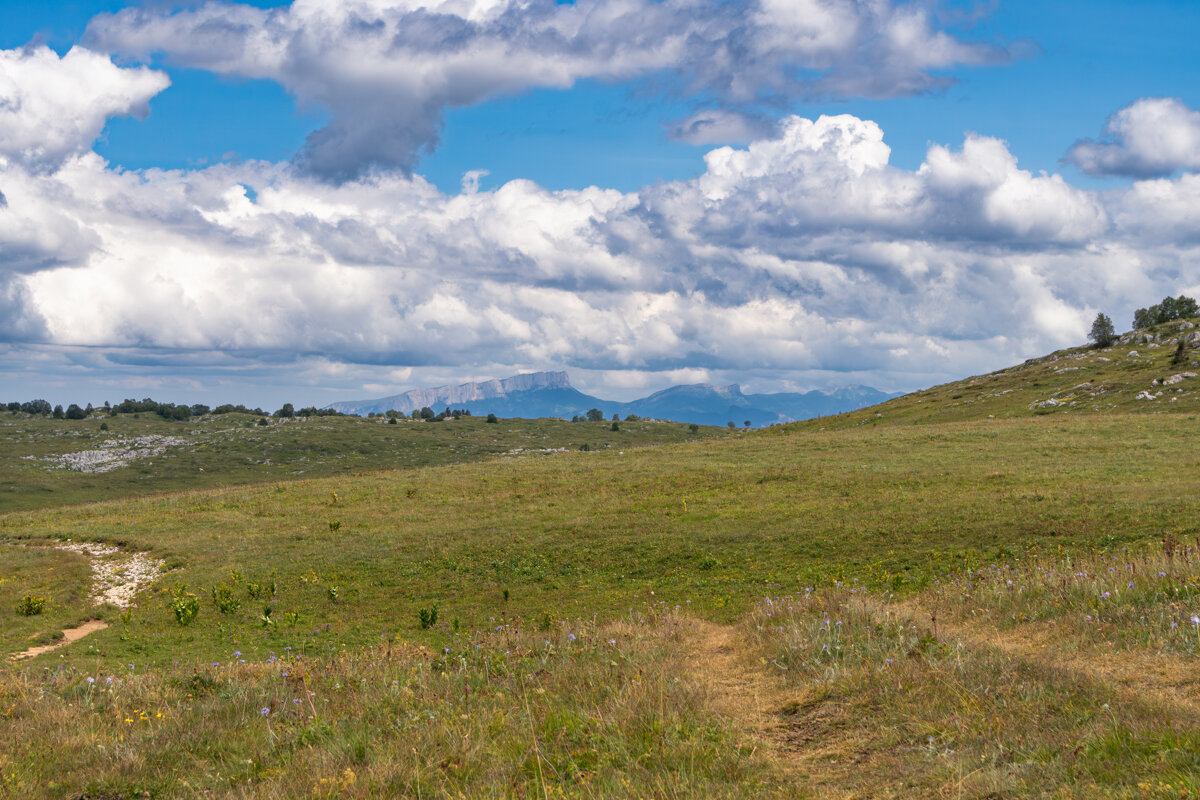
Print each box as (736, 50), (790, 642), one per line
(327, 370), (898, 426)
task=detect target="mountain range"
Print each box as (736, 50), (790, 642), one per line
(326, 372), (901, 427)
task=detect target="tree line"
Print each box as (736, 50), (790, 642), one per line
(5, 397), (345, 421)
(1089, 294), (1199, 348)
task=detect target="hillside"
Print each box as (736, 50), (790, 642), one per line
(0, 412), (727, 514)
(7, 331), (1200, 796)
(800, 318), (1200, 429)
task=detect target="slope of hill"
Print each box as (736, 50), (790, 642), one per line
(798, 318), (1200, 429)
(329, 371), (900, 426)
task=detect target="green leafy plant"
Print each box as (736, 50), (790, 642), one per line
(246, 579), (275, 600)
(211, 583), (240, 615)
(170, 584), (200, 626)
(326, 585), (340, 603)
(418, 605), (439, 629)
(16, 595), (46, 616)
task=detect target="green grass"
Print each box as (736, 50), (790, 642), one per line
(5, 414), (1200, 667)
(7, 371), (1200, 794)
(1, 610), (778, 798)
(745, 585), (1200, 798)
(801, 318), (1200, 429)
(0, 411), (727, 514)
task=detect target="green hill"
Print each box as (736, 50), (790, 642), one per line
(803, 318), (1200, 429)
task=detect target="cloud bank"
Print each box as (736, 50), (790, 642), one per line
(3, 93), (1199, 396)
(85, 0), (1016, 180)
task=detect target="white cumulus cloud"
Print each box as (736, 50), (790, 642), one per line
(1065, 97), (1200, 178)
(0, 45), (168, 171)
(85, 0), (1016, 180)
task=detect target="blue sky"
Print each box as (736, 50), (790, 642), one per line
(2, 0), (1200, 407)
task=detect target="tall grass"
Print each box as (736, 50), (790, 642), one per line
(1, 609), (778, 799)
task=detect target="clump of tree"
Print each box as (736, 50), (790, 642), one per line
(1132, 295), (1200, 330)
(212, 403), (269, 416)
(1088, 313), (1117, 348)
(6, 399), (52, 415)
(586, 408), (605, 422)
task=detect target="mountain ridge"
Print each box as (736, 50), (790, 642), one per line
(326, 371), (900, 427)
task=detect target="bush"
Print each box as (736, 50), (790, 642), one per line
(65, 403), (87, 420)
(418, 605), (439, 629)
(170, 584), (200, 626)
(688, 423), (699, 433)
(486, 413), (499, 423)
(211, 584), (240, 615)
(16, 595), (46, 616)
(610, 421), (620, 431)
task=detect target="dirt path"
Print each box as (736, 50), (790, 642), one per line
(681, 619), (806, 777)
(7, 540), (162, 661)
(898, 597), (1200, 715)
(13, 620), (109, 661)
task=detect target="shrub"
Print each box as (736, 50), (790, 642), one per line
(211, 583), (240, 615)
(486, 413), (499, 423)
(170, 585), (200, 626)
(688, 423), (699, 433)
(418, 605), (439, 629)
(16, 595), (46, 616)
(610, 421), (620, 431)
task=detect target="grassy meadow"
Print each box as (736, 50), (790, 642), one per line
(5, 346), (1200, 796)
(0, 411), (725, 514)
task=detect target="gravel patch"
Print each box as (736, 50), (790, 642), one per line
(45, 435), (192, 473)
(58, 541), (164, 608)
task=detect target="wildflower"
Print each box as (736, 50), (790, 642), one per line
(608, 639), (616, 646)
(233, 650), (241, 657)
(105, 677), (113, 685)
(567, 633), (576, 642)
(86, 677), (95, 685)
(1128, 581), (1135, 590)
(1191, 615), (1200, 626)
(260, 707), (270, 716)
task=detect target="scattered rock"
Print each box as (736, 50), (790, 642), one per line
(44, 435), (191, 473)
(57, 541), (163, 608)
(1162, 372), (1197, 385)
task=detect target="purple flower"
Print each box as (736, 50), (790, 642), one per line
(567, 633), (576, 642)
(260, 707), (270, 716)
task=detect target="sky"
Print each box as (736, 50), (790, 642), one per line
(2, 0), (1200, 408)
